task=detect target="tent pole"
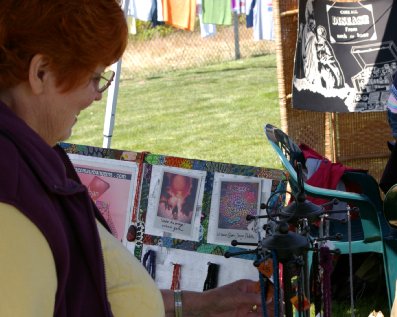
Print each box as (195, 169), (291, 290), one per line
(102, 0), (130, 148)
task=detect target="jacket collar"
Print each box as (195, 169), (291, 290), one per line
(0, 101), (85, 194)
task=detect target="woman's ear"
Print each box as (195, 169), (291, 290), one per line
(29, 54), (48, 95)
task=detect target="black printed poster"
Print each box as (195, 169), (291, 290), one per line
(293, 0), (396, 112)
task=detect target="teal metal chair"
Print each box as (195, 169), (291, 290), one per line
(265, 123), (397, 310)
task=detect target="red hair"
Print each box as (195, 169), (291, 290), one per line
(0, 0), (128, 92)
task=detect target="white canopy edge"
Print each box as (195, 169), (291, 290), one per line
(102, 0), (130, 148)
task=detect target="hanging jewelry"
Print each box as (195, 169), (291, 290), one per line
(171, 263), (182, 290)
(203, 262), (219, 291)
(142, 249), (156, 280)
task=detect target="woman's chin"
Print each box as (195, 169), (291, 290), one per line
(59, 129), (73, 143)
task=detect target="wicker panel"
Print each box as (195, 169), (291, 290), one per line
(334, 112), (390, 161)
(273, 0), (328, 157)
(340, 157), (389, 185)
(273, 0), (390, 182)
(333, 111), (390, 181)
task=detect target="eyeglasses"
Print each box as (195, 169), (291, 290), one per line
(93, 70), (115, 93)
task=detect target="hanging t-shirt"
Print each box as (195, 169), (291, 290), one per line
(246, 0), (256, 28)
(202, 0), (233, 25)
(152, 0), (165, 27)
(292, 0), (397, 112)
(197, 0), (217, 37)
(162, 0), (196, 31)
(232, 0), (247, 14)
(129, 16), (137, 35)
(129, 0), (155, 22)
(253, 0), (275, 41)
(156, 0), (164, 21)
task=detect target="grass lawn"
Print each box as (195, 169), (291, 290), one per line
(69, 54), (282, 170)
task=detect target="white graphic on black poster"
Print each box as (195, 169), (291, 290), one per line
(293, 0), (396, 112)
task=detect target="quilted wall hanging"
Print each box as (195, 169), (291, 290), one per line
(60, 142), (286, 291)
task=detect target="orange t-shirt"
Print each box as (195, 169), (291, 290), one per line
(162, 0), (196, 31)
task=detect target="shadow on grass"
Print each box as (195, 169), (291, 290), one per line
(331, 252), (389, 316)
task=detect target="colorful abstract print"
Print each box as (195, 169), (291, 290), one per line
(218, 181), (259, 229)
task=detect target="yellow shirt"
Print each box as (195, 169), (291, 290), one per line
(0, 202), (165, 317)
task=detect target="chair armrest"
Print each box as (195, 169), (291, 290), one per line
(269, 140), (382, 241)
(303, 182), (381, 240)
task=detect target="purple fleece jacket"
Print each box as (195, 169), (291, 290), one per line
(0, 101), (114, 316)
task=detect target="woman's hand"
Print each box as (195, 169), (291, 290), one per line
(199, 279), (274, 317)
(162, 279), (274, 317)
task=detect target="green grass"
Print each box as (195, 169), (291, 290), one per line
(69, 54), (282, 169)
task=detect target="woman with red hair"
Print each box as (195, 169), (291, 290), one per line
(0, 1), (268, 316)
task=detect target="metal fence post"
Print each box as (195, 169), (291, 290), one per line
(233, 11), (241, 60)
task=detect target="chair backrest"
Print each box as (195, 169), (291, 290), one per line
(265, 123), (385, 242)
(384, 184), (397, 228)
(265, 123), (305, 195)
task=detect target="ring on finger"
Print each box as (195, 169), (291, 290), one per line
(249, 304), (258, 313)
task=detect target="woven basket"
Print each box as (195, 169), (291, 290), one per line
(273, 0), (391, 182)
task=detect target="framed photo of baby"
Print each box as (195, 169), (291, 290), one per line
(144, 165), (206, 242)
(157, 172), (199, 224)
